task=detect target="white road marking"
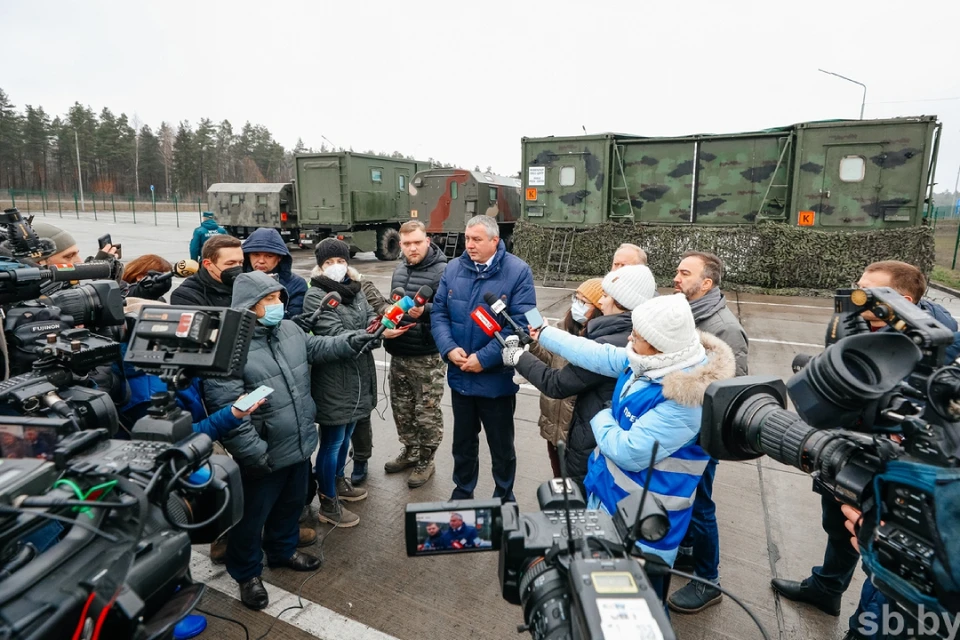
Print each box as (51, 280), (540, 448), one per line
(751, 338), (823, 348)
(191, 552), (399, 640)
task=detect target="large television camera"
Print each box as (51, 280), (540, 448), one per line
(405, 451), (678, 640)
(702, 286), (960, 619)
(0, 304), (257, 639)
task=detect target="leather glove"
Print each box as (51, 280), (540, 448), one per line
(292, 313), (316, 333)
(502, 343), (528, 367)
(129, 271), (172, 300)
(244, 453), (273, 479)
(347, 332), (379, 352)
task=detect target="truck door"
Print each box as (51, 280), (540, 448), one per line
(298, 159), (343, 225)
(395, 168), (410, 220)
(818, 145), (883, 227)
(552, 155), (588, 224)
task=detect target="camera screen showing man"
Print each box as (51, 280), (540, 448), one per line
(413, 509), (495, 554)
(0, 425), (57, 459)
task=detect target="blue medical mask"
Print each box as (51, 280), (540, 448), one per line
(571, 300), (590, 324)
(258, 303), (285, 326)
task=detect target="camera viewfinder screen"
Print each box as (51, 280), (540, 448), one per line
(414, 509), (495, 555)
(0, 425), (58, 460)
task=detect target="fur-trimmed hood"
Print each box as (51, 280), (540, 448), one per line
(661, 331), (736, 407)
(309, 265), (361, 282)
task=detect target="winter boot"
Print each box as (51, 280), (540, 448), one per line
(407, 459), (436, 488)
(336, 476), (368, 502)
(210, 536), (228, 564)
(384, 446), (419, 474)
(318, 494), (359, 528)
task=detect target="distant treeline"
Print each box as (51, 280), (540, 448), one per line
(0, 88), (457, 199)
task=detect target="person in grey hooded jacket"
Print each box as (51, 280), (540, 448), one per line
(203, 270), (376, 611)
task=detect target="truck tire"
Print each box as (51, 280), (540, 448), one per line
(375, 227), (401, 261)
(502, 231), (514, 254)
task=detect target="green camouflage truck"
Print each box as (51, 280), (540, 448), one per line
(521, 116), (941, 229)
(207, 182), (299, 242)
(408, 168), (521, 257)
(295, 152), (430, 260)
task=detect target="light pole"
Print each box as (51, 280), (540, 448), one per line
(74, 129), (85, 211)
(818, 68), (867, 120)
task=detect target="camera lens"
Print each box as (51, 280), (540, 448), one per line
(518, 558), (571, 640)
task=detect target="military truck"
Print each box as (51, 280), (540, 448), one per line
(295, 152), (430, 260)
(521, 115), (941, 229)
(207, 183), (299, 242)
(408, 168), (521, 257)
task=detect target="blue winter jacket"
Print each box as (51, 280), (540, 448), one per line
(190, 219), (227, 261)
(431, 240), (536, 398)
(442, 524), (480, 549)
(242, 228), (307, 318)
(193, 406), (243, 441)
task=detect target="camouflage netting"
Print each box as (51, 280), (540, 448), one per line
(513, 221), (936, 292)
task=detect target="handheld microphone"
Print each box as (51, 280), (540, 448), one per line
(390, 287), (405, 303)
(382, 296), (415, 330)
(482, 292), (531, 345)
(297, 291), (342, 333)
(470, 306), (508, 347)
(145, 259), (201, 286)
(413, 285), (433, 307)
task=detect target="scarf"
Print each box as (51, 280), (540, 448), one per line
(625, 338), (705, 380)
(311, 275), (361, 305)
(688, 286), (726, 323)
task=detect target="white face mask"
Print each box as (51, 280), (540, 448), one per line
(571, 300), (590, 324)
(323, 263), (348, 282)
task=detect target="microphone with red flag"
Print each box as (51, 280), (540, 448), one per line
(471, 306), (508, 347)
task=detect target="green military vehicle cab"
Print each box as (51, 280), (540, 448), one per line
(408, 168), (521, 257)
(521, 116), (940, 229)
(295, 152), (431, 260)
(207, 182), (299, 242)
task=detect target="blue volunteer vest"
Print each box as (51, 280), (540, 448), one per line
(584, 368), (710, 565)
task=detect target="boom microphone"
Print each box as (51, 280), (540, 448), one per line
(483, 292), (531, 345)
(471, 306), (508, 347)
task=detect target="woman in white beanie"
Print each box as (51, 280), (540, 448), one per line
(504, 293), (735, 601)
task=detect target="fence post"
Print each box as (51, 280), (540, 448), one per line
(153, 192), (157, 226)
(131, 196), (136, 224)
(952, 223), (960, 270)
(8, 190), (14, 208)
(57, 191), (62, 218)
(174, 196), (180, 227)
(41, 190), (47, 215)
(111, 195), (116, 223)
(92, 193), (97, 221)
(197, 197), (202, 217)
(74, 192), (80, 219)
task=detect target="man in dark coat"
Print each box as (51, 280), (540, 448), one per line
(383, 220), (448, 489)
(171, 235), (243, 308)
(242, 228), (307, 318)
(203, 270), (376, 611)
(432, 216), (536, 502)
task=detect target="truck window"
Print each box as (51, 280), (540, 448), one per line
(559, 166), (576, 187)
(398, 174), (406, 190)
(257, 195), (267, 205)
(839, 156), (865, 183)
(451, 181), (458, 200)
(489, 187), (498, 201)
(231, 194), (240, 205)
(371, 169), (383, 183)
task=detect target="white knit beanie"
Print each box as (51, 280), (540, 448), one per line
(631, 294), (699, 354)
(601, 264), (655, 311)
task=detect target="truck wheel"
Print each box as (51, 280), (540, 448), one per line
(502, 231), (514, 254)
(375, 227), (401, 261)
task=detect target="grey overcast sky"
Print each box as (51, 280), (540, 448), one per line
(3, 0), (960, 192)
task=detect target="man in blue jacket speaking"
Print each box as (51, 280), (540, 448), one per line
(432, 215), (536, 502)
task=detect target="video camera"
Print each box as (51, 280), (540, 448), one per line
(405, 445), (677, 640)
(0, 303), (256, 639)
(701, 286), (960, 618)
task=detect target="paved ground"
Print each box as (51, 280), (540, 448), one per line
(29, 216), (960, 639)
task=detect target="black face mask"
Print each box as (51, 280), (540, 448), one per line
(218, 266), (243, 288)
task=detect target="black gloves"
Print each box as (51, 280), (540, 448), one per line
(292, 313), (317, 333)
(244, 453), (273, 479)
(347, 332), (379, 352)
(128, 271), (172, 300)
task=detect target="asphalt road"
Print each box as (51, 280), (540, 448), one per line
(31, 215), (960, 640)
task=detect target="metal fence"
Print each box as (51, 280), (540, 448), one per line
(1, 189), (209, 228)
(930, 204), (960, 270)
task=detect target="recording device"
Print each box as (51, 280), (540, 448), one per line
(233, 385), (274, 412)
(701, 286), (960, 617)
(0, 428), (242, 640)
(97, 233), (121, 259)
(525, 308), (546, 330)
(483, 292), (531, 345)
(0, 208), (55, 260)
(124, 305), (256, 441)
(471, 306), (508, 347)
(405, 442), (676, 639)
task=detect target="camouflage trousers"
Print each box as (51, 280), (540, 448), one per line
(388, 353), (446, 462)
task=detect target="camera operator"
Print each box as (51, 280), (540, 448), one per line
(772, 260), (960, 620)
(171, 235), (242, 308)
(505, 294), (735, 604)
(31, 221), (124, 287)
(203, 270), (378, 611)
